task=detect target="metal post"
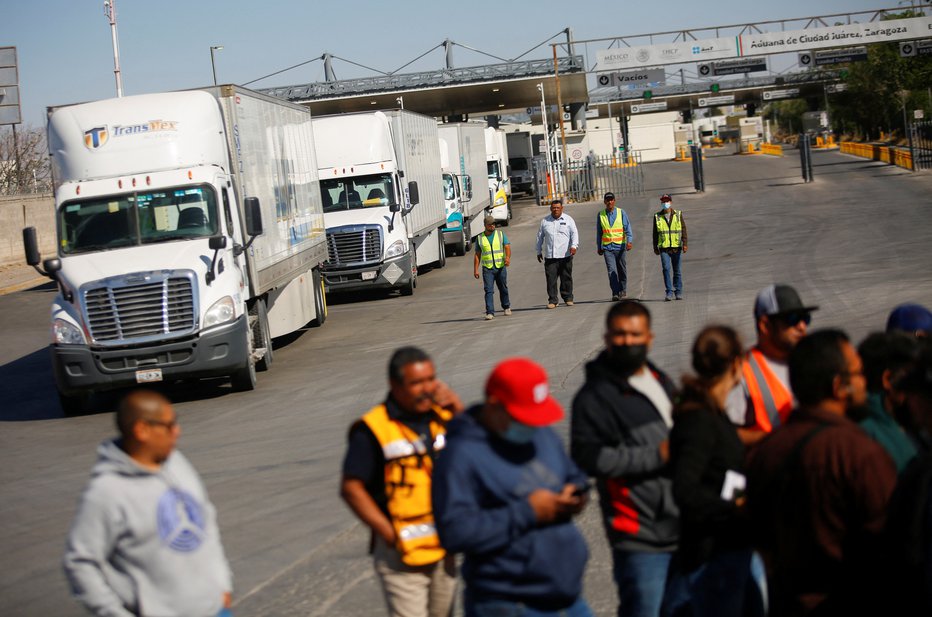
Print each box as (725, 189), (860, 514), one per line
(538, 83), (554, 200)
(103, 0), (123, 97)
(608, 100), (615, 158)
(553, 45), (568, 199)
(12, 124), (22, 191)
(210, 45), (223, 86)
(691, 144), (705, 193)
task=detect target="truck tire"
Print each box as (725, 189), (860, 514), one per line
(231, 322), (257, 391)
(400, 248), (417, 296)
(435, 229), (446, 268)
(255, 298), (273, 372)
(311, 268), (327, 327)
(58, 391), (89, 416)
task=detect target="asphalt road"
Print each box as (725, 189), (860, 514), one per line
(2, 149), (930, 616)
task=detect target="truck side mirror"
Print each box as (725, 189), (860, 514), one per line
(463, 175), (473, 202)
(389, 202), (401, 213)
(209, 236), (227, 250)
(23, 227), (41, 266)
(407, 181), (419, 207)
(43, 258), (62, 274)
(244, 197), (264, 237)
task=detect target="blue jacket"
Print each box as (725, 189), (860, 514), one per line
(432, 407), (589, 608)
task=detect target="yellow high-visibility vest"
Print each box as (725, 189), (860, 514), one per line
(655, 211), (683, 249)
(361, 403), (452, 566)
(478, 230), (506, 269)
(599, 209), (627, 246)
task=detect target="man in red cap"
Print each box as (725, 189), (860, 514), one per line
(432, 358), (594, 617)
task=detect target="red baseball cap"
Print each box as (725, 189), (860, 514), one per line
(485, 358), (564, 427)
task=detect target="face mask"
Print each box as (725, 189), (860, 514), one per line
(608, 344), (648, 375)
(500, 420), (537, 444)
(662, 202), (671, 210)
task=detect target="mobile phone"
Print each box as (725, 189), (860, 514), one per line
(571, 483), (591, 497)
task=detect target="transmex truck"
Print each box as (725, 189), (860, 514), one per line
(313, 110), (446, 295)
(23, 86), (328, 413)
(438, 122), (489, 256)
(485, 127), (511, 224)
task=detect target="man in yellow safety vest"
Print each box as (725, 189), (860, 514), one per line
(341, 347), (464, 617)
(474, 215), (512, 321)
(652, 193), (687, 301)
(597, 192), (634, 301)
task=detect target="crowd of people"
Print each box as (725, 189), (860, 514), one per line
(60, 291), (932, 617)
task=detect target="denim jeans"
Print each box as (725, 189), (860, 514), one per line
(680, 549), (763, 617)
(659, 250), (682, 296)
(465, 595), (594, 617)
(602, 248), (627, 295)
(543, 257), (573, 304)
(611, 550), (689, 617)
(482, 267), (510, 315)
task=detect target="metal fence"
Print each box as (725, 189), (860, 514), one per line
(909, 120), (932, 171)
(532, 153), (644, 204)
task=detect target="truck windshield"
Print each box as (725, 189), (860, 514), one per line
(321, 174), (396, 213)
(442, 174), (458, 200)
(509, 158), (529, 171)
(487, 161), (500, 179)
(59, 186), (219, 255)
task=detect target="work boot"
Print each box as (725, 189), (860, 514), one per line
(485, 313), (494, 320)
(675, 293), (683, 301)
(620, 291), (627, 299)
(665, 293), (674, 302)
(504, 308), (512, 316)
(547, 303), (557, 309)
(565, 300), (574, 306)
(611, 294), (620, 301)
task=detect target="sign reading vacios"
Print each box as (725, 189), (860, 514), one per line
(598, 68), (666, 88)
(597, 16), (932, 69)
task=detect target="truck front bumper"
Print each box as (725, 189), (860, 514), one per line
(322, 251), (414, 293)
(52, 314), (249, 396)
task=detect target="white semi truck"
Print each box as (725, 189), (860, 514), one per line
(437, 122), (489, 256)
(313, 110), (446, 295)
(23, 86), (328, 413)
(506, 131), (536, 197)
(485, 127), (511, 224)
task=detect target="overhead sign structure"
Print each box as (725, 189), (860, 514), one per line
(597, 68), (666, 88)
(698, 95), (736, 107)
(799, 47), (868, 66)
(826, 83), (848, 94)
(631, 102), (669, 114)
(596, 15), (932, 70)
(699, 58), (769, 76)
(763, 88), (801, 101)
(900, 39), (932, 57)
(0, 46), (21, 126)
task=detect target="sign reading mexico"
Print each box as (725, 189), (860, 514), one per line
(597, 16), (932, 70)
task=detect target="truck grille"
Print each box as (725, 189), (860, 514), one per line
(82, 274), (197, 345)
(326, 227), (382, 266)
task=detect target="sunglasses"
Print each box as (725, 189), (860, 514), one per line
(774, 311), (812, 326)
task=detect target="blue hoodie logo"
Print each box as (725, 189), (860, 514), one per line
(157, 489), (206, 552)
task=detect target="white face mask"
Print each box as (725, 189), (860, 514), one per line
(662, 202), (671, 210)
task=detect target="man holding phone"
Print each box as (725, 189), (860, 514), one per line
(433, 358), (594, 616)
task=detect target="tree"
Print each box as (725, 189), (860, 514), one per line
(0, 125), (52, 195)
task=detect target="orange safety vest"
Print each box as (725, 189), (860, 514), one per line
(741, 348), (794, 432)
(362, 403), (452, 566)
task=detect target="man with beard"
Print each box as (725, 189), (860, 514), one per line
(725, 284), (819, 444)
(570, 301), (687, 617)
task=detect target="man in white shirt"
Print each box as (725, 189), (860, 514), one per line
(536, 199), (579, 309)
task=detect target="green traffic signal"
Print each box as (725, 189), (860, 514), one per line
(711, 83), (720, 93)
(644, 90), (653, 100)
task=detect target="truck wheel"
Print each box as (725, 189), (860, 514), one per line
(255, 298), (273, 372)
(231, 324), (257, 391)
(58, 391), (89, 416)
(463, 228), (472, 253)
(436, 229), (446, 268)
(400, 249), (416, 296)
(311, 268), (327, 327)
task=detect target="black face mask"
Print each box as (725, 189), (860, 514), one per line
(607, 344), (648, 375)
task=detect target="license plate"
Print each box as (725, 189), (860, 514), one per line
(362, 271), (377, 281)
(135, 369), (163, 383)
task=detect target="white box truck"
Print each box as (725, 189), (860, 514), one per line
(485, 127), (512, 225)
(313, 110), (446, 295)
(23, 86), (328, 413)
(506, 131), (535, 196)
(438, 122), (489, 256)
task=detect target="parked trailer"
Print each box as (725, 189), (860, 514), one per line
(313, 110), (446, 295)
(506, 131), (536, 196)
(24, 85), (328, 413)
(438, 122), (490, 255)
(485, 127), (511, 224)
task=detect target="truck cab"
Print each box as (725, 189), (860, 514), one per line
(485, 127), (511, 224)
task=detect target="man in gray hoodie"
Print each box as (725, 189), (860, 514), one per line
(63, 390), (233, 617)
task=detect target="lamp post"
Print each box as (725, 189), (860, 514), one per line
(537, 83), (554, 200)
(103, 0), (123, 97)
(210, 45), (223, 86)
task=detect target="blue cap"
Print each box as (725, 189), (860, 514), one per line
(886, 303), (932, 335)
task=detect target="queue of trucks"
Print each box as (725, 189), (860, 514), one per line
(23, 86), (510, 412)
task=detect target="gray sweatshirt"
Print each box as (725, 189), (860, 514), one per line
(63, 439), (232, 617)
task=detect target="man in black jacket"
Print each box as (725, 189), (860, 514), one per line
(571, 301), (687, 617)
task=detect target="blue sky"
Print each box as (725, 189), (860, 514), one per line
(0, 0), (896, 127)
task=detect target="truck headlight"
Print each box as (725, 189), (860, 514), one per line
(204, 296), (236, 328)
(494, 196), (506, 206)
(385, 240), (406, 259)
(53, 319), (86, 345)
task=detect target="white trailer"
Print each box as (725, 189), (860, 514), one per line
(313, 110), (446, 295)
(438, 122), (489, 255)
(24, 86), (328, 413)
(485, 127), (511, 224)
(506, 131), (535, 196)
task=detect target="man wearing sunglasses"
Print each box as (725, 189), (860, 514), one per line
(725, 284), (819, 443)
(64, 390), (233, 617)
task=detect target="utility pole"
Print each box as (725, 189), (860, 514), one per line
(103, 0), (123, 97)
(553, 45), (567, 199)
(210, 45), (223, 86)
(538, 83), (554, 200)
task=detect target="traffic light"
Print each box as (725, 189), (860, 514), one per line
(643, 90), (653, 100)
(710, 83), (720, 93)
(839, 69), (850, 80)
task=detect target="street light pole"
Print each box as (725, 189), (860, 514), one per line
(210, 45), (224, 86)
(103, 0), (123, 97)
(538, 83), (554, 200)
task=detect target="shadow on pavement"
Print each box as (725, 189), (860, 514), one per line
(0, 348), (63, 421)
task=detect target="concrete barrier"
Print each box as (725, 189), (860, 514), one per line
(1, 195), (56, 266)
(760, 143), (784, 157)
(840, 142), (913, 171)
